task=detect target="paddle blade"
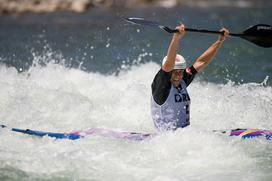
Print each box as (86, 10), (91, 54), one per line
(124, 17), (160, 27)
(241, 24), (272, 48)
(124, 17), (178, 33)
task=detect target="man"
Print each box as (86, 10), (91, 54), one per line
(151, 24), (229, 131)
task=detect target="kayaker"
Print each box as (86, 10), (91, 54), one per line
(151, 24), (229, 131)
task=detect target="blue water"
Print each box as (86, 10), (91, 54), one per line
(0, 7), (271, 84)
(0, 5), (272, 181)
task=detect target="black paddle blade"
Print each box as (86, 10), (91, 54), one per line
(124, 17), (178, 33)
(241, 24), (272, 48)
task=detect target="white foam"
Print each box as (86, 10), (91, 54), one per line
(0, 61), (271, 180)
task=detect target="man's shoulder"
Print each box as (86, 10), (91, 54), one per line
(184, 66), (197, 76)
(151, 68), (172, 105)
(158, 68), (172, 76)
(182, 66), (197, 87)
(152, 68), (171, 86)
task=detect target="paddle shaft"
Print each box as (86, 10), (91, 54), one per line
(181, 28), (242, 37)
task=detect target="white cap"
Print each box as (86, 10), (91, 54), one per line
(162, 54), (187, 70)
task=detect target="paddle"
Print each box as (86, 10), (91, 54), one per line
(124, 17), (272, 48)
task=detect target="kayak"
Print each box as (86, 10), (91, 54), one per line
(1, 125), (272, 141)
(213, 128), (272, 140)
(229, 128), (272, 140)
(0, 125), (153, 141)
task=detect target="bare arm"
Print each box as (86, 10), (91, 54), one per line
(162, 24), (185, 72)
(193, 28), (229, 72)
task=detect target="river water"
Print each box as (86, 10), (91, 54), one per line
(0, 5), (271, 181)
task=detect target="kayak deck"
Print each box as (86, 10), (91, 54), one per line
(1, 125), (272, 141)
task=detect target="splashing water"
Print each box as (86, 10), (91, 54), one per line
(0, 51), (271, 181)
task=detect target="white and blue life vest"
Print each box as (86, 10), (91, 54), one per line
(151, 80), (190, 131)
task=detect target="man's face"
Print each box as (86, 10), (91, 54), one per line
(171, 69), (184, 82)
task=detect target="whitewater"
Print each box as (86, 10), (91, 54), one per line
(0, 52), (271, 180)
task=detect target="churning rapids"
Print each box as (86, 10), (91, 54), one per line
(0, 53), (271, 181)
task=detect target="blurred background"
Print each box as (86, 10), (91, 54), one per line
(0, 0), (271, 84)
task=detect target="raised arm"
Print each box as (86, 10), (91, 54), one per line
(193, 28), (229, 72)
(162, 24), (185, 72)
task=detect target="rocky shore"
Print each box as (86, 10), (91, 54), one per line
(0, 0), (270, 15)
(0, 0), (181, 15)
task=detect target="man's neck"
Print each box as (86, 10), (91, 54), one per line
(171, 80), (179, 87)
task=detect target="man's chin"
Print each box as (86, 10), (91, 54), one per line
(171, 79), (180, 85)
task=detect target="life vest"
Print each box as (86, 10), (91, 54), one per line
(151, 80), (190, 131)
